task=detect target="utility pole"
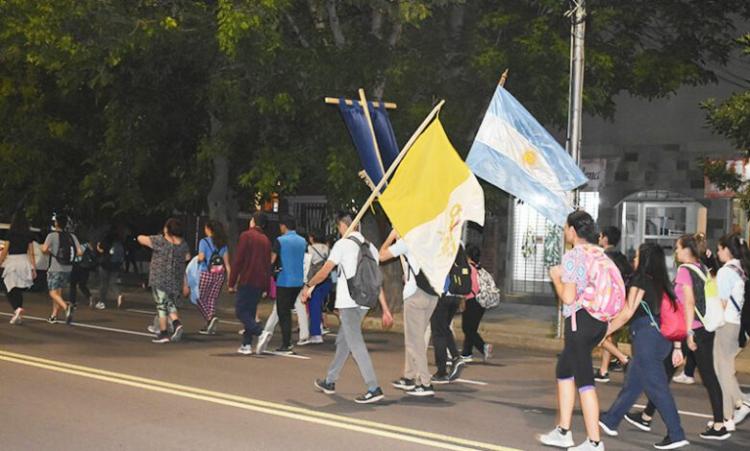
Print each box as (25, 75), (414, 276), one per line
(557, 0), (586, 339)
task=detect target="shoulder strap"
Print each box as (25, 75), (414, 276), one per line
(640, 300), (660, 330)
(681, 263), (707, 282)
(310, 244), (326, 260)
(347, 235), (363, 246)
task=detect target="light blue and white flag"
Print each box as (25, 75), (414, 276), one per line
(466, 86), (587, 225)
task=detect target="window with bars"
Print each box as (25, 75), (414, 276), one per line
(508, 192), (599, 296)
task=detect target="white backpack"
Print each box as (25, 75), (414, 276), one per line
(476, 267), (501, 309)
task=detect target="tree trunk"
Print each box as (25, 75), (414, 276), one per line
(326, 0), (346, 48)
(206, 114), (240, 247)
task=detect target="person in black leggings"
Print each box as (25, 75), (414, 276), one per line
(461, 244), (492, 362)
(0, 213), (37, 324)
(431, 294), (464, 383)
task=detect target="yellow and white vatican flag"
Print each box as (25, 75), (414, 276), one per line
(379, 118), (485, 294)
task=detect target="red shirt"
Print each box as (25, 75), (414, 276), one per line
(228, 227), (271, 290)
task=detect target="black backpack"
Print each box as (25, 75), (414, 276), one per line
(77, 245), (98, 270)
(446, 245), (472, 295)
(204, 238), (224, 269)
(342, 236), (382, 308)
(53, 232), (76, 265)
(739, 279), (750, 348)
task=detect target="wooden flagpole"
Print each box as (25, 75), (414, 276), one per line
(343, 100), (445, 238)
(358, 88), (387, 177)
(325, 97), (397, 109)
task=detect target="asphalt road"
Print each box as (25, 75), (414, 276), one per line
(2, 292), (750, 450)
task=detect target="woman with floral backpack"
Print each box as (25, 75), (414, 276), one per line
(537, 211), (625, 451)
(598, 243), (689, 450)
(460, 244), (493, 363)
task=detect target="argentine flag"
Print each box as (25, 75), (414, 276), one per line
(466, 86), (587, 225)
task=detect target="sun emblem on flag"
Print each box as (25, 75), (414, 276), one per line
(522, 148), (538, 167)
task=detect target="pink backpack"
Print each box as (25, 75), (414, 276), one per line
(574, 246), (626, 330)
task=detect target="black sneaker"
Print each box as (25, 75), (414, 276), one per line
(170, 324), (184, 342)
(406, 384), (435, 397)
(354, 387), (384, 404)
(448, 358), (465, 381)
(431, 372), (451, 385)
(391, 377), (416, 391)
(47, 316), (58, 324)
(654, 435), (690, 449)
(65, 304), (75, 324)
(275, 345), (294, 355)
(198, 326), (210, 335)
(625, 412), (652, 432)
(152, 333), (170, 344)
(594, 370), (610, 383)
(207, 316), (219, 334)
(314, 378), (336, 395)
(699, 426), (730, 440)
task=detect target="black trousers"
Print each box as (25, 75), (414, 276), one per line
(644, 329), (724, 422)
(7, 288), (24, 310)
(277, 286), (302, 348)
(462, 299), (486, 356)
(431, 295), (461, 375)
(69, 266), (91, 306)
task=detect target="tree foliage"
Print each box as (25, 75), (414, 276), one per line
(1, 0), (748, 226)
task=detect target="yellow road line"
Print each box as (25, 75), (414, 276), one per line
(0, 350), (519, 451)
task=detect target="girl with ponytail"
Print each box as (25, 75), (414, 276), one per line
(715, 233), (750, 426)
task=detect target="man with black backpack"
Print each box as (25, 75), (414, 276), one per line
(302, 211), (393, 404)
(41, 214), (82, 324)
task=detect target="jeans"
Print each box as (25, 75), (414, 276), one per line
(326, 307), (379, 391)
(431, 295), (461, 375)
(235, 285), (263, 346)
(277, 286), (303, 347)
(601, 316), (685, 441)
(461, 298), (486, 356)
(309, 279), (332, 337)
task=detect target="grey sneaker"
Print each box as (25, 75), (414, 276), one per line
(536, 427), (575, 448)
(314, 379), (336, 395)
(569, 440), (604, 450)
(95, 301), (106, 310)
(256, 331), (272, 354)
(170, 324), (184, 342)
(147, 324), (159, 335)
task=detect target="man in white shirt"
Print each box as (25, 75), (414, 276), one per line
(380, 229), (437, 397)
(301, 212), (393, 404)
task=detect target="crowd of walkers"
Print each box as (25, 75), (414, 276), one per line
(3, 207), (750, 447)
(1, 210), (497, 403)
(537, 211), (750, 450)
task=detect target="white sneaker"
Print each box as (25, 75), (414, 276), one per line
(672, 373), (695, 384)
(569, 439), (604, 450)
(147, 325), (159, 335)
(707, 420), (735, 432)
(483, 343), (493, 362)
(95, 301), (106, 310)
(9, 308), (23, 325)
(297, 338), (311, 346)
(256, 331), (272, 354)
(536, 427), (574, 448)
(309, 335), (324, 344)
(237, 344), (252, 355)
(733, 404), (750, 425)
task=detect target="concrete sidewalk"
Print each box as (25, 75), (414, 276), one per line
(110, 280), (750, 374)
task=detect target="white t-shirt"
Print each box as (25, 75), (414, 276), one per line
(328, 232), (379, 309)
(389, 239), (418, 299)
(718, 260), (745, 325)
